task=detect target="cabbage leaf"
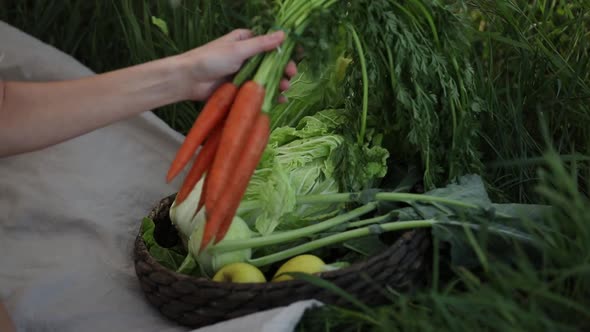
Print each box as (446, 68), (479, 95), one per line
(238, 108), (389, 235)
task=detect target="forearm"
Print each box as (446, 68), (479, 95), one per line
(0, 56), (190, 157)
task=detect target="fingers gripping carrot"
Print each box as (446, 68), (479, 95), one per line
(200, 112), (270, 251)
(174, 123), (224, 205)
(166, 82), (238, 183)
(203, 81), (266, 215)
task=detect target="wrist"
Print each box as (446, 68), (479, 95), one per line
(156, 55), (194, 103)
(172, 50), (212, 101)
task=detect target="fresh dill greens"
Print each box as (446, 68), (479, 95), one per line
(328, 0), (487, 190)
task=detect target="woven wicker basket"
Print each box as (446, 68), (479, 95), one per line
(134, 194), (431, 328)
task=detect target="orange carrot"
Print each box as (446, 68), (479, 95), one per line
(174, 123), (223, 205)
(166, 82), (238, 183)
(203, 81), (265, 215)
(214, 115), (270, 243)
(200, 112), (270, 250)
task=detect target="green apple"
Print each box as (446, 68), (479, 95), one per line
(212, 262), (267, 283)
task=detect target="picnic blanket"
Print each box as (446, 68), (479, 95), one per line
(0, 21), (320, 332)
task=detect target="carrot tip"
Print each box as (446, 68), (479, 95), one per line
(166, 167), (180, 183)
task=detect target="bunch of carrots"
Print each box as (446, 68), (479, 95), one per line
(165, 0), (338, 252)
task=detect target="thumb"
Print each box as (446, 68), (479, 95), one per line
(235, 30), (286, 59)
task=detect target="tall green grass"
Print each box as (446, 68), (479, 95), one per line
(0, 1), (129, 72)
(473, 1), (590, 203)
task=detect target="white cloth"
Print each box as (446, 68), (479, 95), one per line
(0, 21), (320, 332)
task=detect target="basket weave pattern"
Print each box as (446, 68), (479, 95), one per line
(134, 195), (431, 328)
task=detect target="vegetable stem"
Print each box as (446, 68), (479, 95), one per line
(295, 191), (482, 212)
(210, 202), (378, 254)
(375, 192), (479, 210)
(348, 24), (369, 145)
(251, 0), (336, 112)
(292, 191), (515, 220)
(248, 219), (436, 267)
(232, 54), (263, 86)
(296, 193), (357, 204)
(346, 212), (394, 228)
(247, 217), (535, 268)
(243, 215), (536, 268)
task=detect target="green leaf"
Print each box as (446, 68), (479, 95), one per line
(141, 217), (185, 271)
(239, 108), (388, 235)
(150, 16), (169, 36)
(394, 176), (549, 268)
(243, 164), (297, 236)
(148, 246), (185, 270)
(141, 217), (157, 248)
(396, 174), (493, 221)
(176, 254), (200, 276)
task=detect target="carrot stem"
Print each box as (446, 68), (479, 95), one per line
(232, 54), (263, 86)
(251, 0), (337, 113)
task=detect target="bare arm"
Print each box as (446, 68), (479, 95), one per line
(0, 58), (188, 156)
(0, 29), (296, 157)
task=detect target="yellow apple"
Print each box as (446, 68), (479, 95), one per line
(272, 254), (326, 282)
(212, 262), (267, 283)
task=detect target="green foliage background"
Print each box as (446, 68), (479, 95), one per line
(1, 1), (589, 330)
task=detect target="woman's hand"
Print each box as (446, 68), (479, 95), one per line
(176, 29), (298, 102)
(0, 28), (298, 157)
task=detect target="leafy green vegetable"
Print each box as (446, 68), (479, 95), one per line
(393, 175), (550, 268)
(239, 109), (389, 235)
(395, 174), (493, 221)
(148, 246), (186, 271)
(269, 53), (352, 130)
(176, 255), (200, 276)
(141, 217), (185, 270)
(314, 0), (487, 189)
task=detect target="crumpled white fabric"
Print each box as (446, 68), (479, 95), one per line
(0, 21), (321, 332)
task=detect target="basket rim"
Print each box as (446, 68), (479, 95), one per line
(135, 194), (427, 290)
